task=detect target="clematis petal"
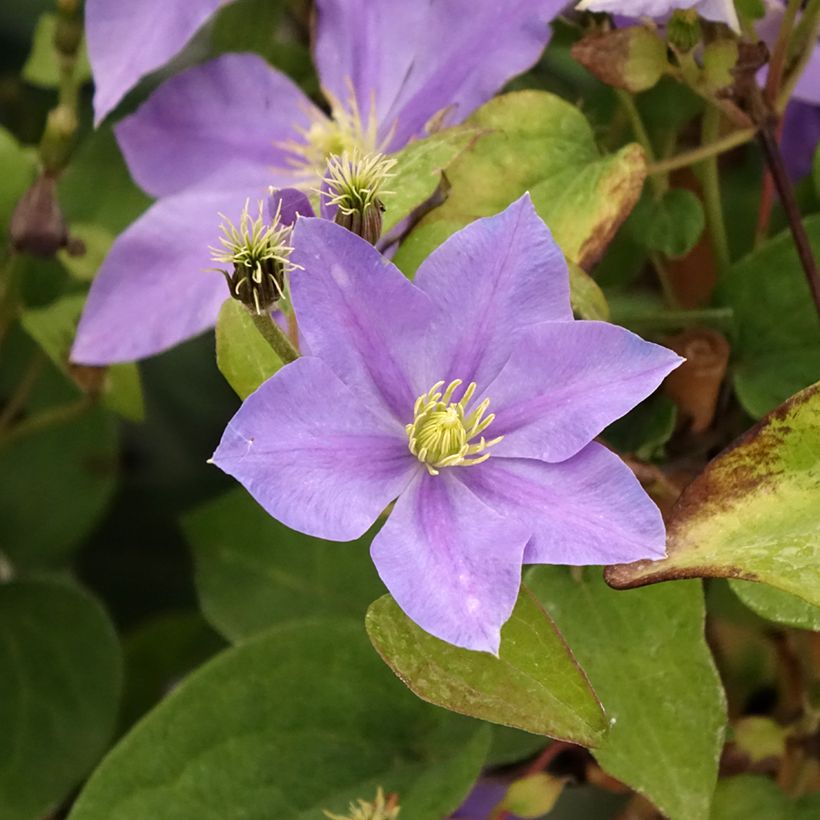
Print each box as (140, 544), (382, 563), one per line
(414, 194), (571, 389)
(88, 0), (229, 124)
(289, 218), (437, 427)
(371, 471), (530, 653)
(268, 188), (315, 225)
(576, 0), (739, 31)
(461, 445), (667, 566)
(485, 320), (682, 463)
(115, 54), (319, 197)
(212, 357), (417, 541)
(314, 0), (562, 148)
(71, 171), (263, 365)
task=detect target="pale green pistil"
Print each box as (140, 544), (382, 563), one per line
(406, 379), (503, 476)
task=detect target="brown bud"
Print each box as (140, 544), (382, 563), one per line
(9, 174), (69, 257)
(663, 327), (730, 433)
(571, 27), (668, 93)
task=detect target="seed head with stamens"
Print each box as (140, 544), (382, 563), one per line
(321, 149), (396, 244)
(209, 199), (298, 315)
(406, 379), (503, 476)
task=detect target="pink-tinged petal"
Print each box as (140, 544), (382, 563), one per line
(371, 471), (530, 653)
(115, 54), (320, 197)
(268, 188), (315, 225)
(414, 194), (571, 389)
(289, 218), (438, 427)
(486, 320), (683, 462)
(71, 172), (263, 365)
(462, 446), (667, 566)
(314, 0), (561, 148)
(212, 357), (418, 541)
(88, 0), (229, 124)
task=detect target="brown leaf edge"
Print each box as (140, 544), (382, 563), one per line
(605, 381), (820, 590)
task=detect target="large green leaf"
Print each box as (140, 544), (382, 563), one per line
(69, 620), (489, 820)
(214, 299), (283, 399)
(183, 489), (384, 642)
(393, 90), (646, 275)
(0, 580), (122, 820)
(607, 382), (820, 608)
(729, 581), (820, 631)
(718, 215), (820, 418)
(529, 568), (726, 820)
(366, 589), (606, 746)
(382, 126), (481, 234)
(710, 774), (820, 819)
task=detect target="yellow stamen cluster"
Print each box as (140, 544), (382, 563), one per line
(279, 84), (393, 182)
(407, 380), (503, 476)
(321, 149), (396, 216)
(209, 199), (298, 315)
(323, 787), (400, 820)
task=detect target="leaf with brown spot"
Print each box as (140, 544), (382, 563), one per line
(606, 382), (820, 608)
(393, 90), (647, 275)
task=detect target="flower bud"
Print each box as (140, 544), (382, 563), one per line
(667, 9), (702, 54)
(702, 39), (739, 93)
(321, 150), (396, 245)
(10, 174), (69, 257)
(571, 27), (668, 93)
(210, 199), (297, 315)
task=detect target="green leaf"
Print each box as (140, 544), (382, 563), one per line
(120, 612), (225, 730)
(21, 293), (145, 421)
(568, 261), (610, 321)
(58, 222), (115, 282)
(0, 579), (122, 820)
(718, 215), (820, 418)
(603, 393), (678, 460)
(710, 774), (820, 820)
(22, 12), (92, 89)
(393, 90), (646, 274)
(627, 188), (705, 258)
(0, 403), (118, 567)
(529, 568), (726, 820)
(382, 126), (481, 235)
(365, 588), (607, 746)
(0, 126), (37, 240)
(215, 299), (283, 399)
(69, 620), (489, 820)
(486, 726), (548, 767)
(729, 581), (820, 631)
(607, 382), (820, 609)
(183, 488), (384, 642)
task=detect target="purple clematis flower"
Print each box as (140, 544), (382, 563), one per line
(575, 0), (740, 32)
(211, 196), (683, 653)
(72, 0), (565, 366)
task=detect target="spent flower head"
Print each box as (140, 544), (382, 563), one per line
(323, 788), (400, 820)
(209, 198), (298, 315)
(212, 196), (683, 653)
(321, 149), (397, 244)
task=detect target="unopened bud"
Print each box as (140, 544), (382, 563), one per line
(210, 199), (297, 315)
(667, 9), (702, 53)
(571, 27), (668, 93)
(10, 174), (69, 257)
(321, 150), (396, 245)
(702, 39), (739, 93)
(39, 104), (78, 172)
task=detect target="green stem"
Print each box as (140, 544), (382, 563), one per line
(765, 0), (802, 103)
(616, 90), (666, 195)
(251, 312), (299, 363)
(0, 396), (92, 450)
(698, 108), (731, 275)
(0, 352), (45, 433)
(777, 0), (820, 113)
(610, 306), (734, 332)
(647, 127), (757, 176)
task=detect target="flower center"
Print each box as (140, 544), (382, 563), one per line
(406, 380), (503, 476)
(280, 85), (392, 183)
